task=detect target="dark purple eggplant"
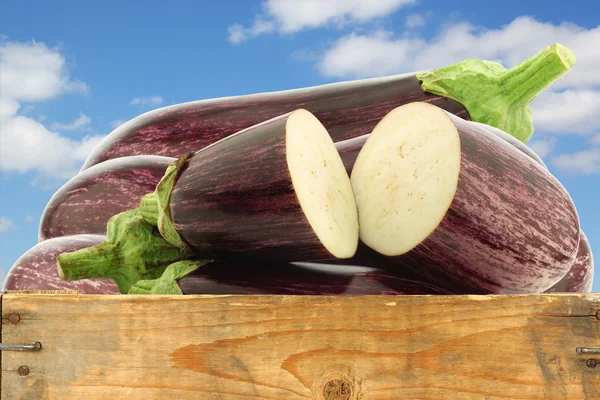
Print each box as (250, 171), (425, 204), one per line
(39, 155), (175, 241)
(4, 235), (120, 294)
(57, 109), (360, 292)
(4, 235), (448, 296)
(545, 231), (594, 293)
(81, 44), (573, 170)
(344, 102), (580, 294)
(130, 259), (452, 295)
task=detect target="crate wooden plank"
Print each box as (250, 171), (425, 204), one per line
(2, 293), (599, 399)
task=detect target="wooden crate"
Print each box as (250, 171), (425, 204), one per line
(1, 291), (599, 399)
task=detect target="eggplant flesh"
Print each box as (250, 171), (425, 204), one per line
(170, 109), (359, 261)
(348, 102), (580, 294)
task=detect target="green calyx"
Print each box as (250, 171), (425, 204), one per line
(128, 259), (210, 295)
(140, 152), (195, 253)
(416, 43), (576, 143)
(57, 208), (187, 293)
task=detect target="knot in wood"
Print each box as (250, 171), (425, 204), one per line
(587, 359), (597, 368)
(313, 364), (362, 400)
(18, 366), (29, 376)
(323, 379), (352, 400)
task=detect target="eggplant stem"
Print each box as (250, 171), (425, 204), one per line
(128, 259), (211, 295)
(57, 208), (186, 293)
(500, 43), (575, 106)
(417, 43), (575, 143)
(139, 152), (195, 254)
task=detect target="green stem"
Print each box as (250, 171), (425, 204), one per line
(128, 259), (211, 295)
(58, 242), (117, 281)
(57, 208), (187, 294)
(139, 192), (159, 226)
(416, 43), (576, 143)
(500, 43), (575, 107)
(139, 152), (195, 253)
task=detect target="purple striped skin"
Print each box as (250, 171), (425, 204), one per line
(545, 231), (594, 293)
(170, 113), (349, 262)
(476, 121), (592, 293)
(340, 114), (580, 294)
(388, 114), (579, 294)
(39, 155), (175, 241)
(81, 74), (468, 170)
(4, 235), (120, 294)
(178, 260), (452, 295)
(335, 135), (368, 176)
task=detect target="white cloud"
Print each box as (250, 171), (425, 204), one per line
(319, 30), (423, 77)
(25, 215), (34, 222)
(50, 113), (91, 131)
(552, 148), (600, 175)
(228, 0), (416, 43)
(317, 17), (600, 86)
(591, 134), (600, 144)
(0, 39), (89, 101)
(130, 96), (163, 107)
(110, 119), (127, 129)
(228, 19), (275, 44)
(315, 16), (600, 149)
(0, 217), (17, 232)
(0, 39), (105, 184)
(1, 104), (105, 180)
(405, 13), (425, 28)
(527, 138), (557, 158)
(529, 90), (600, 135)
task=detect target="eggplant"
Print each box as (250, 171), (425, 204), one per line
(39, 155), (175, 241)
(4, 235), (449, 296)
(545, 231), (594, 293)
(130, 260), (453, 295)
(4, 235), (120, 294)
(81, 44), (574, 170)
(58, 109), (360, 292)
(472, 121), (594, 293)
(345, 102), (580, 294)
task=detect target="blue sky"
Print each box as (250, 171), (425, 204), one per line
(1, 0), (599, 291)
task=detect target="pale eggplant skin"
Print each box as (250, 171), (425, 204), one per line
(339, 115), (580, 294)
(178, 260), (452, 295)
(81, 73), (468, 170)
(39, 155), (175, 241)
(170, 113), (352, 262)
(4, 235), (120, 294)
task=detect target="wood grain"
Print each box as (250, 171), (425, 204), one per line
(2, 293), (599, 399)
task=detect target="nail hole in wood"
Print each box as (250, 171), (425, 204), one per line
(8, 313), (20, 324)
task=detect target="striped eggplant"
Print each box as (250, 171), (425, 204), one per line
(344, 102), (580, 294)
(57, 109), (360, 292)
(4, 235), (449, 296)
(4, 235), (120, 294)
(544, 226), (594, 293)
(81, 44), (574, 170)
(473, 121), (594, 293)
(39, 155), (175, 241)
(130, 260), (452, 295)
